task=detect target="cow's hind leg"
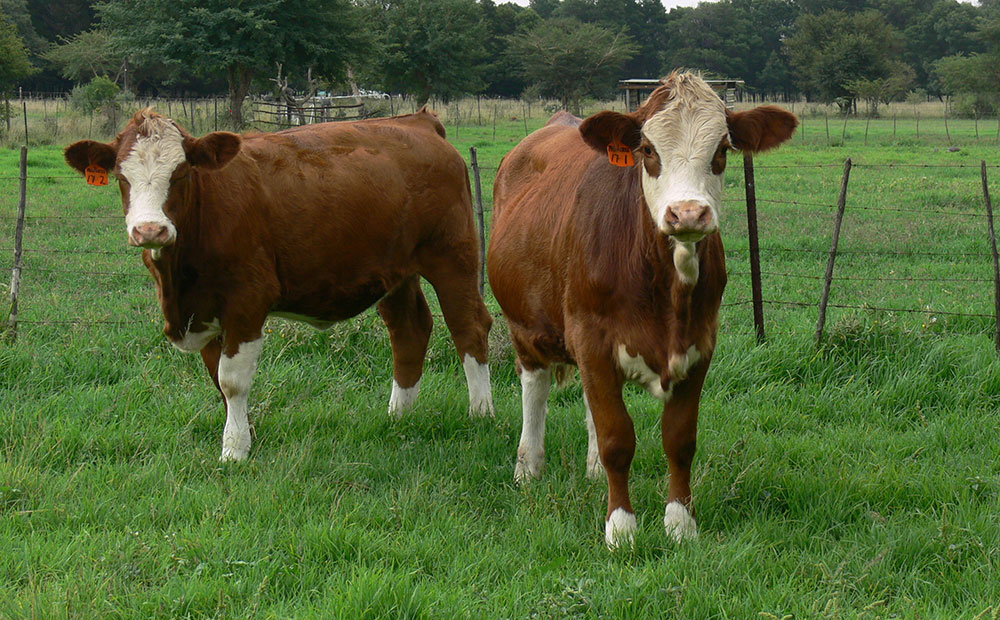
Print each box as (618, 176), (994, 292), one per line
(423, 261), (494, 417)
(515, 362), (551, 483)
(218, 334), (264, 462)
(378, 276), (433, 417)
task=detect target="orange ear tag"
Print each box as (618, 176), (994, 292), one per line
(607, 140), (635, 167)
(85, 165), (109, 186)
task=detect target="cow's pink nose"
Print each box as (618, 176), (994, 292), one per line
(664, 201), (716, 238)
(130, 223), (173, 248)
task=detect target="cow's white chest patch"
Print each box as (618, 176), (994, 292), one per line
(668, 344), (701, 382)
(171, 318), (221, 352)
(617, 345), (672, 402)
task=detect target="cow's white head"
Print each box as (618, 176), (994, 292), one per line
(580, 72), (798, 242)
(65, 108), (242, 250)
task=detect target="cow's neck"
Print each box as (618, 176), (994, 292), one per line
(143, 172), (209, 339)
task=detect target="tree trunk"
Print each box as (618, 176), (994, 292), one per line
(227, 65), (253, 128)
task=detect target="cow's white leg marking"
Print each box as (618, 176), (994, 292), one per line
(668, 344), (702, 382)
(515, 366), (551, 483)
(673, 241), (699, 285)
(605, 507), (637, 549)
(218, 337), (263, 462)
(388, 378), (421, 417)
(584, 393), (604, 479)
(463, 353), (495, 417)
(664, 501), (698, 542)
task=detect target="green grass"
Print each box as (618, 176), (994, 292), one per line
(1, 114), (1000, 618)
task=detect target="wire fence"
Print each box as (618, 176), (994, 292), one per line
(4, 141), (1000, 350)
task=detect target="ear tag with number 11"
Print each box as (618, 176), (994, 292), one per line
(607, 140), (634, 167)
(85, 165), (109, 186)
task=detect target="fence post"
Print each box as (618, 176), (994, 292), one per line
(470, 147), (487, 297)
(815, 157), (852, 346)
(981, 160), (1000, 352)
(743, 152), (765, 343)
(6, 146), (28, 342)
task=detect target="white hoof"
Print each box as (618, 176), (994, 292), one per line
(388, 379), (420, 418)
(605, 507), (637, 549)
(663, 501), (698, 542)
(220, 432), (251, 462)
(514, 447), (544, 484)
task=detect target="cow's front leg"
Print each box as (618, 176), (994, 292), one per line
(218, 335), (264, 462)
(579, 355), (635, 549)
(584, 392), (604, 479)
(660, 363), (708, 542)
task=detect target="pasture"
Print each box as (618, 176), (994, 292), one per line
(1, 109), (999, 618)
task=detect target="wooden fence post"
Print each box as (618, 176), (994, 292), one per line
(6, 146), (28, 342)
(743, 152), (765, 343)
(470, 147), (487, 297)
(815, 157), (852, 346)
(22, 100), (28, 145)
(981, 160), (1000, 352)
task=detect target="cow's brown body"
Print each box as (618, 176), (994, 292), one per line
(66, 109), (494, 461)
(488, 72), (796, 545)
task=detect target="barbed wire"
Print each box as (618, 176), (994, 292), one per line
(740, 247), (992, 258)
(729, 270), (993, 283)
(761, 299), (992, 318)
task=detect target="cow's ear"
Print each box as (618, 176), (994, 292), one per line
(64, 140), (117, 175)
(579, 111), (642, 153)
(727, 105), (798, 153)
(184, 131), (242, 169)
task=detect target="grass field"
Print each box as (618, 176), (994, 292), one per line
(1, 108), (999, 618)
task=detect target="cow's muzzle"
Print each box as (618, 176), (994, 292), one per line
(662, 200), (717, 241)
(129, 223), (175, 248)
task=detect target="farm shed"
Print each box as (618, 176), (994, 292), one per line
(619, 77), (745, 111)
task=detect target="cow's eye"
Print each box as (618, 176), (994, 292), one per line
(641, 145), (653, 157)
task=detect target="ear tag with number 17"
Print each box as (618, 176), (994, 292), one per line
(607, 140), (634, 167)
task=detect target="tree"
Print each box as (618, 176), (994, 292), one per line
(375, 0), (487, 105)
(933, 53), (1000, 117)
(508, 17), (637, 111)
(0, 10), (35, 88)
(785, 10), (907, 110)
(96, 0), (366, 127)
(43, 30), (125, 84)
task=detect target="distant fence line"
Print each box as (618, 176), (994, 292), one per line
(4, 146), (1000, 350)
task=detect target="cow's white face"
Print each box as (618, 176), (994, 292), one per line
(638, 78), (728, 243)
(65, 108), (242, 254)
(118, 118), (187, 249)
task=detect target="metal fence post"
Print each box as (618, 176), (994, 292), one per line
(815, 157), (852, 346)
(981, 160), (1000, 352)
(743, 152), (765, 343)
(469, 147), (487, 297)
(6, 146), (28, 342)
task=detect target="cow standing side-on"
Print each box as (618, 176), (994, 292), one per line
(488, 72), (797, 547)
(65, 108), (495, 461)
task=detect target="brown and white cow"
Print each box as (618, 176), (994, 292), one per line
(488, 72), (796, 547)
(65, 108), (494, 461)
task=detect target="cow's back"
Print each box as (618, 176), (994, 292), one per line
(199, 111), (476, 321)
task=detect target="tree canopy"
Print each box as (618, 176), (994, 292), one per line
(95, 0), (367, 125)
(508, 17), (637, 111)
(7, 0), (1000, 117)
